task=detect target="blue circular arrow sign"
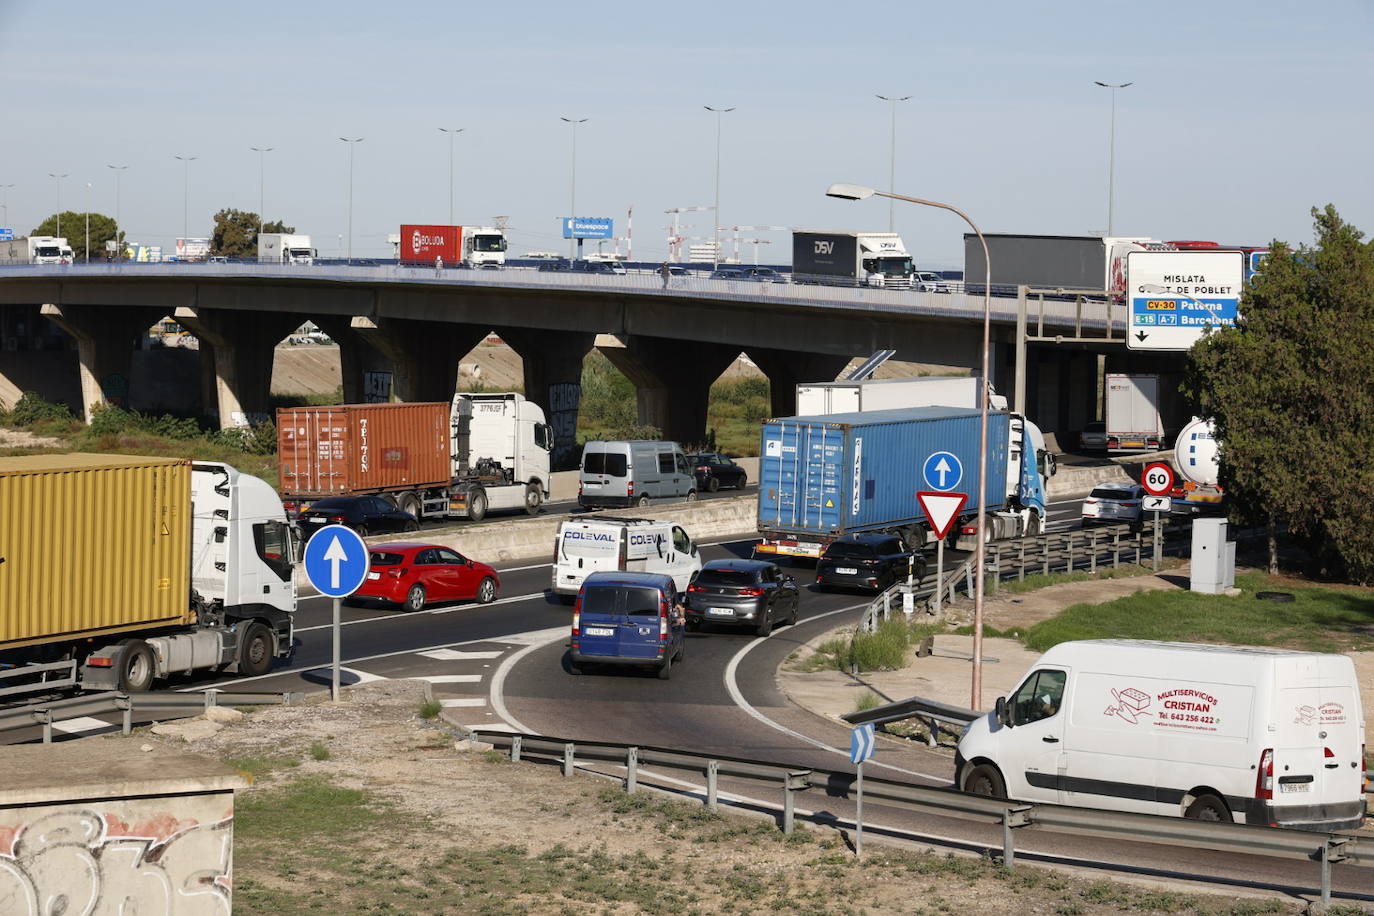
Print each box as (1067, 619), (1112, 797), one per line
(922, 451), (963, 492)
(302, 524), (370, 598)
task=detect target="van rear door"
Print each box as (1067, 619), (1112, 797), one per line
(556, 524), (622, 593)
(1274, 677), (1363, 819)
(616, 586), (667, 660)
(576, 584), (625, 657)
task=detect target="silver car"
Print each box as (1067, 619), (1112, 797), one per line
(1081, 483), (1146, 528)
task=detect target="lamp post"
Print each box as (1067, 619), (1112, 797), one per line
(560, 117), (587, 259)
(339, 137), (364, 262)
(250, 146), (274, 235)
(106, 166), (127, 260)
(173, 155), (197, 241)
(875, 95), (911, 232)
(826, 181), (993, 710)
(0, 184), (14, 229)
(1093, 81), (1132, 236)
(704, 105), (735, 268)
(84, 182), (91, 263)
(48, 173), (68, 237)
(437, 128), (463, 225)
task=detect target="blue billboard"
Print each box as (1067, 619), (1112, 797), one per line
(0, 228), (13, 241)
(562, 217), (614, 239)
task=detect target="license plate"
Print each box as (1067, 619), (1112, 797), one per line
(584, 626), (614, 637)
(836, 567), (858, 575)
(1280, 782), (1311, 793)
(366, 572), (380, 580)
(707, 608), (734, 616)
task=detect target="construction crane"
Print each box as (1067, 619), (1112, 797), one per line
(718, 226), (793, 264)
(664, 206), (713, 261)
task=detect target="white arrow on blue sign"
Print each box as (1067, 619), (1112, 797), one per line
(922, 451), (963, 492)
(302, 524), (370, 598)
(850, 723), (876, 765)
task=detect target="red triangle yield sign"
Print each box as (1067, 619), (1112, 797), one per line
(917, 491), (969, 541)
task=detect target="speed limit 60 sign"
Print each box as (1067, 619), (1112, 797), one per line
(1141, 462), (1176, 496)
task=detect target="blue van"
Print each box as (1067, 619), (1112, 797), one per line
(569, 571), (685, 679)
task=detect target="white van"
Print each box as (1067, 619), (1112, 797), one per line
(552, 517), (703, 598)
(957, 640), (1366, 830)
(578, 441), (696, 509)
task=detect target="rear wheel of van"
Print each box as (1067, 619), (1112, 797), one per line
(963, 764), (1007, 800)
(657, 653), (673, 680)
(1184, 794), (1231, 823)
(685, 490), (698, 502)
(635, 495), (650, 508)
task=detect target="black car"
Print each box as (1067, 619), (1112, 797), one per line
(683, 559), (799, 636)
(815, 533), (926, 593)
(709, 266), (782, 283)
(686, 453), (748, 492)
(536, 259), (625, 275)
(296, 496), (420, 538)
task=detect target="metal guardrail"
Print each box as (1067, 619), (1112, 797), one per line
(841, 695), (980, 748)
(471, 728), (1369, 906)
(0, 689), (302, 743)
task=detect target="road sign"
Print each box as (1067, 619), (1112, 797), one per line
(302, 524), (369, 598)
(0, 228), (13, 241)
(1141, 462), (1176, 497)
(562, 217), (614, 239)
(1142, 496), (1172, 513)
(850, 723), (876, 765)
(922, 451), (963, 491)
(1126, 250), (1244, 351)
(917, 491), (968, 541)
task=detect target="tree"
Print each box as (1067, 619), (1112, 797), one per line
(1184, 205), (1374, 583)
(31, 212), (121, 261)
(210, 210), (296, 258)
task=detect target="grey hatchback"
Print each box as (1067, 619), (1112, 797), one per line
(683, 559), (799, 636)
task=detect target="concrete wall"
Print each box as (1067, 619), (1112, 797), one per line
(0, 742), (248, 915)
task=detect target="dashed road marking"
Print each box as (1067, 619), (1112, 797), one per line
(415, 674), (483, 684)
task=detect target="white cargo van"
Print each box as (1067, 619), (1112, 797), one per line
(578, 441), (696, 509)
(957, 640), (1366, 830)
(552, 517), (702, 598)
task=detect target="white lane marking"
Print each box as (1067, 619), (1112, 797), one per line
(722, 606), (948, 782)
(495, 561), (552, 573)
(419, 649), (503, 661)
(51, 716), (112, 734)
(489, 631), (567, 733)
(439, 698), (488, 708)
(426, 593), (538, 614)
(497, 626), (567, 647)
(304, 666), (386, 684)
(415, 674), (482, 684)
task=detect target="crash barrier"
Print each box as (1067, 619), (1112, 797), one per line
(843, 695), (980, 749)
(0, 689), (302, 743)
(471, 728), (1370, 907)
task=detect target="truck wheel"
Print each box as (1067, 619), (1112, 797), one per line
(117, 639), (156, 693)
(398, 493), (421, 519)
(706, 477), (720, 493)
(524, 484), (543, 515)
(962, 764), (1007, 799)
(1026, 512), (1043, 537)
(404, 585), (427, 611)
(238, 622), (275, 677)
(1184, 794), (1231, 822)
(467, 489), (488, 522)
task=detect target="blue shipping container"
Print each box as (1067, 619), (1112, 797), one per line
(757, 407), (1011, 536)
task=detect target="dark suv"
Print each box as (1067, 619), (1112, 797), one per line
(683, 559), (799, 636)
(685, 453), (748, 492)
(815, 533), (926, 593)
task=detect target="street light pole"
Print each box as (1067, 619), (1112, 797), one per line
(250, 146), (274, 234)
(825, 181), (993, 710)
(1094, 81), (1132, 236)
(875, 95), (911, 233)
(106, 166), (127, 259)
(338, 138), (364, 262)
(0, 184), (14, 229)
(560, 117), (587, 259)
(48, 173), (68, 237)
(704, 105), (735, 269)
(173, 155), (197, 241)
(437, 128), (463, 225)
(84, 182), (91, 263)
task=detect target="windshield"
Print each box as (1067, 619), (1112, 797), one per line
(34, 246), (61, 258)
(824, 542), (877, 560)
(472, 235), (507, 252)
(874, 257), (913, 276)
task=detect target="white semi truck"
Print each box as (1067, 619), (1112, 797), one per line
(792, 230), (916, 288)
(0, 236), (75, 265)
(1104, 373), (1166, 452)
(258, 233), (317, 265)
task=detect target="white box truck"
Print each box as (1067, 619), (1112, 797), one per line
(1104, 373), (1165, 452)
(258, 233), (317, 265)
(796, 376), (995, 415)
(0, 236), (74, 265)
(956, 639), (1367, 830)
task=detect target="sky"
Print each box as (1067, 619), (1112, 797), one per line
(2, 0), (1370, 268)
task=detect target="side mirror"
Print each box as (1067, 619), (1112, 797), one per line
(995, 696), (1011, 728)
(691, 545), (699, 557)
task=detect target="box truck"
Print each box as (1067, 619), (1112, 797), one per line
(0, 236), (74, 265)
(1104, 373), (1166, 452)
(258, 233), (317, 265)
(792, 231), (916, 288)
(796, 376), (992, 416)
(277, 393), (552, 523)
(963, 234), (1175, 297)
(754, 405), (1054, 560)
(956, 639), (1366, 830)
(400, 224), (508, 267)
(0, 455), (297, 698)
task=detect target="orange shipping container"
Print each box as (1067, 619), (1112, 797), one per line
(0, 454), (194, 651)
(276, 402), (452, 498)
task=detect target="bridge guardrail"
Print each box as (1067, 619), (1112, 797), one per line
(0, 689), (302, 742)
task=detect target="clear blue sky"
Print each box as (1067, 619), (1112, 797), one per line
(3, 1), (1369, 267)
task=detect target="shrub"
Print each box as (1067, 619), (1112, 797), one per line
(3, 392), (74, 427)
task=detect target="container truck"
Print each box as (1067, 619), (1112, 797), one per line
(792, 231), (915, 288)
(0, 454), (297, 699)
(754, 405), (1054, 560)
(1104, 373), (1166, 452)
(796, 376), (994, 416)
(0, 236), (74, 265)
(963, 234), (1175, 298)
(400, 224), (508, 267)
(277, 393), (552, 523)
(258, 233), (317, 265)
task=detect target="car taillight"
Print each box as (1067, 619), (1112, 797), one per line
(1121, 502), (1139, 508)
(1255, 748), (1274, 800)
(687, 583), (706, 592)
(960, 524), (977, 535)
(1084, 499), (1096, 505)
(737, 586), (764, 597)
(627, 480), (635, 496)
(571, 597), (581, 636)
(697, 465), (709, 471)
(329, 515), (346, 523)
(1107, 438), (1119, 448)
(386, 568), (406, 579)
(659, 602), (669, 640)
(1363, 747), (1368, 793)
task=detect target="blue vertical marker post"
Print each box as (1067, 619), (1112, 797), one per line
(302, 525), (370, 701)
(850, 723), (876, 856)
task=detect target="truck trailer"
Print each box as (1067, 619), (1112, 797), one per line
(258, 233), (317, 265)
(963, 234), (1175, 298)
(0, 235), (74, 265)
(792, 231), (916, 288)
(0, 455), (297, 698)
(1104, 373), (1166, 452)
(277, 393), (552, 522)
(400, 224), (508, 267)
(796, 376), (992, 416)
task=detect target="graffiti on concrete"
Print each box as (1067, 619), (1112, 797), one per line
(0, 808), (233, 915)
(548, 381), (582, 468)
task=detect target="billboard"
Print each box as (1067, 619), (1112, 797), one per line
(1126, 250), (1243, 351)
(400, 224), (462, 264)
(562, 217), (614, 239)
(175, 237), (210, 261)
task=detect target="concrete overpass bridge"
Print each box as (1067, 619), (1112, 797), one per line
(0, 263), (1182, 464)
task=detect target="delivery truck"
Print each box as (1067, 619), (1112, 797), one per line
(400, 224), (508, 267)
(258, 233), (317, 265)
(277, 393), (552, 523)
(0, 454), (297, 699)
(0, 235), (74, 265)
(1104, 373), (1167, 452)
(792, 230), (916, 288)
(754, 405), (1053, 560)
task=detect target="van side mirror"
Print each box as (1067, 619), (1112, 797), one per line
(995, 696), (1011, 727)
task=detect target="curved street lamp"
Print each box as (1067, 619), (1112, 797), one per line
(1093, 81), (1132, 236)
(339, 138), (364, 262)
(704, 105), (735, 268)
(107, 166), (127, 259)
(875, 95), (911, 232)
(48, 172), (68, 236)
(826, 181), (993, 709)
(437, 128), (463, 226)
(560, 118), (587, 259)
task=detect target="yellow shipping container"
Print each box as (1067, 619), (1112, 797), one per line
(0, 454), (194, 651)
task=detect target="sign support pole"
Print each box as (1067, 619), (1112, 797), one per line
(1152, 511), (1162, 572)
(933, 537), (944, 619)
(855, 760), (864, 858)
(332, 597), (342, 702)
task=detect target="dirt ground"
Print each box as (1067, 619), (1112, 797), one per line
(0, 427), (62, 448)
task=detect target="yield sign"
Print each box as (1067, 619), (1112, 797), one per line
(917, 491), (968, 541)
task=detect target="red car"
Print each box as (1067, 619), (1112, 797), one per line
(349, 543), (500, 611)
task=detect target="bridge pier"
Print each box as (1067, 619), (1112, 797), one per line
(348, 316), (483, 403)
(598, 335), (740, 448)
(308, 316), (398, 404)
(745, 348), (851, 418)
(39, 303), (163, 422)
(174, 307), (302, 428)
(499, 327), (596, 470)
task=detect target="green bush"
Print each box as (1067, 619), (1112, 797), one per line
(2, 391), (75, 427)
